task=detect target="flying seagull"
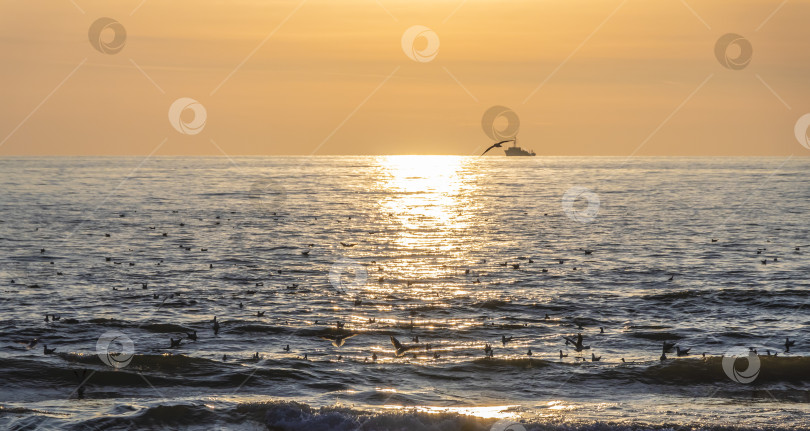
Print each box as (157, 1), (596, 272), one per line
(390, 336), (420, 356)
(562, 334), (590, 351)
(320, 333), (358, 348)
(675, 346), (691, 356)
(480, 139), (515, 156)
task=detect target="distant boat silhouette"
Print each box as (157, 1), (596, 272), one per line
(504, 135), (535, 156)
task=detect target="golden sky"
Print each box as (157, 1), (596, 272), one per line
(1, 0), (809, 156)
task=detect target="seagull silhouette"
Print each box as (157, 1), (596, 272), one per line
(391, 336), (420, 356)
(480, 139), (514, 156)
(321, 333), (358, 348)
(212, 316), (221, 335)
(563, 333), (590, 351)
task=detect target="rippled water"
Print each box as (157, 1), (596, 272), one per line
(1, 156), (809, 430)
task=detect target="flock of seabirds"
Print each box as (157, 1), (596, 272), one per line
(33, 312), (801, 365)
(14, 214), (805, 368)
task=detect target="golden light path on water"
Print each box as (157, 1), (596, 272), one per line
(347, 157), (576, 420)
(376, 155), (477, 250)
(384, 404), (523, 420)
(360, 156), (486, 330)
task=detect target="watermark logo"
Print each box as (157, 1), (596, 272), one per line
(714, 33), (752, 70)
(722, 346), (760, 384)
(793, 113), (810, 150)
(249, 179), (288, 213)
(490, 419), (526, 431)
(401, 25), (439, 63)
(481, 106), (520, 141)
(88, 17), (127, 54)
(168, 98), (207, 135)
(562, 186), (600, 223)
(328, 257), (367, 295)
(96, 331), (134, 369)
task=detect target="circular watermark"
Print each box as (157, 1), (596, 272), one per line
(490, 419), (526, 431)
(561, 186), (600, 223)
(481, 106), (520, 141)
(793, 113), (810, 150)
(88, 17), (126, 55)
(714, 33), (752, 70)
(722, 346), (760, 384)
(328, 257), (367, 295)
(401, 25), (439, 63)
(168, 98), (207, 135)
(96, 330), (135, 369)
(249, 179), (288, 214)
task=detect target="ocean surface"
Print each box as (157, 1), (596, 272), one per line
(0, 156), (808, 431)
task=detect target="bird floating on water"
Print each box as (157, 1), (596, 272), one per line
(212, 316), (221, 335)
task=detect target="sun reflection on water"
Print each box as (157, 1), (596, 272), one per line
(375, 155), (479, 250)
(367, 156), (485, 302)
(382, 404), (521, 420)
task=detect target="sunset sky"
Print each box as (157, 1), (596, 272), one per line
(2, 0), (810, 156)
